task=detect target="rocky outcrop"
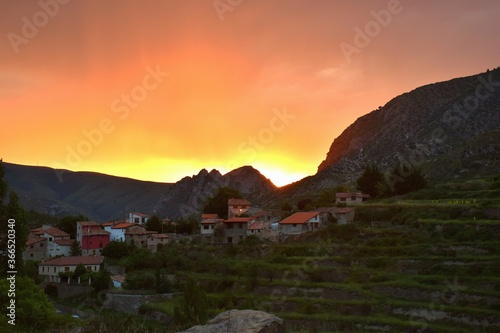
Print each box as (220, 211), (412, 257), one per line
(177, 309), (285, 333)
(317, 68), (500, 182)
(154, 166), (276, 219)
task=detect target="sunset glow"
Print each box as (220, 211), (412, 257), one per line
(1, 1), (499, 186)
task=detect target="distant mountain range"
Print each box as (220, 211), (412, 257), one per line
(4, 67), (499, 220)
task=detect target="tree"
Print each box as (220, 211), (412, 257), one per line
(56, 214), (87, 239)
(356, 163), (384, 198)
(174, 277), (208, 330)
(102, 241), (134, 259)
(74, 263), (87, 279)
(0, 276), (65, 331)
(389, 164), (427, 195)
(297, 198), (313, 210)
(71, 240), (82, 256)
(0, 160), (28, 277)
(202, 187), (243, 219)
(146, 215), (163, 233)
(92, 270), (111, 292)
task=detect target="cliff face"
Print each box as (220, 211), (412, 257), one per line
(316, 68), (500, 183)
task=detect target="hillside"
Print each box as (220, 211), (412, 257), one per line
(73, 179), (499, 333)
(316, 68), (500, 184)
(3, 162), (172, 221)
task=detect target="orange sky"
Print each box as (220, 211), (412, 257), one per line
(1, 0), (499, 186)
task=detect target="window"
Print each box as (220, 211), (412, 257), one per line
(49, 237), (53, 241)
(226, 223), (233, 229)
(134, 217), (140, 223)
(340, 198), (346, 202)
(30, 253), (33, 258)
(86, 266), (92, 271)
(42, 267), (45, 272)
(227, 237), (233, 244)
(203, 225), (209, 230)
(238, 223), (243, 229)
(293, 224), (297, 227)
(40, 243), (44, 247)
(351, 196), (356, 201)
(65, 267), (70, 272)
(30, 245), (34, 249)
(53, 267), (56, 273)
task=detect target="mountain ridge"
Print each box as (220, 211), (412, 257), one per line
(4, 68), (500, 219)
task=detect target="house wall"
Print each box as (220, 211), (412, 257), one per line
(200, 224), (215, 235)
(223, 223), (247, 244)
(23, 240), (47, 261)
(81, 235), (109, 255)
(39, 264), (101, 283)
(104, 227), (126, 242)
(228, 205), (250, 219)
(279, 223), (308, 235)
(48, 244), (72, 257)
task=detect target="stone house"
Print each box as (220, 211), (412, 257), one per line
(23, 236), (48, 261)
(279, 212), (321, 235)
(335, 192), (369, 204)
(228, 198), (251, 218)
(125, 227), (157, 248)
(222, 217), (250, 244)
(127, 212), (151, 225)
(200, 214), (223, 243)
(332, 207), (355, 224)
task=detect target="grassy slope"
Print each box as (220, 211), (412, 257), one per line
(112, 179), (500, 332)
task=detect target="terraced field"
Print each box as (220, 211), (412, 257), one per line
(128, 180), (500, 332)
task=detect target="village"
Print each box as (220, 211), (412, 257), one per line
(23, 192), (369, 285)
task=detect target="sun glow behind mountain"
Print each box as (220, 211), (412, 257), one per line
(1, 1), (499, 187)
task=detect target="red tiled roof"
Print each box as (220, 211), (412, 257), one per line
(111, 222), (138, 229)
(54, 239), (75, 246)
(26, 236), (47, 246)
(247, 221), (269, 230)
(102, 222), (114, 227)
(201, 214), (219, 219)
(228, 198), (251, 206)
(126, 229), (157, 236)
(131, 212), (150, 218)
(44, 227), (69, 238)
(40, 256), (104, 266)
(223, 217), (251, 223)
(279, 212), (320, 224)
(77, 221), (99, 227)
(82, 229), (110, 236)
(30, 227), (46, 236)
(201, 218), (222, 225)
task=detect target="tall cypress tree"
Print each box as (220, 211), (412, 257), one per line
(356, 163), (384, 198)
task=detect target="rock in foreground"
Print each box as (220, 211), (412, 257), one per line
(178, 309), (285, 333)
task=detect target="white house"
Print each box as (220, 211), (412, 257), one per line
(127, 212), (151, 224)
(38, 256), (104, 283)
(335, 192), (369, 204)
(104, 222), (139, 242)
(200, 214), (223, 242)
(43, 228), (71, 258)
(279, 212), (321, 235)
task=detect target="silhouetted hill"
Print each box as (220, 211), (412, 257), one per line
(154, 165), (277, 219)
(3, 162), (172, 221)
